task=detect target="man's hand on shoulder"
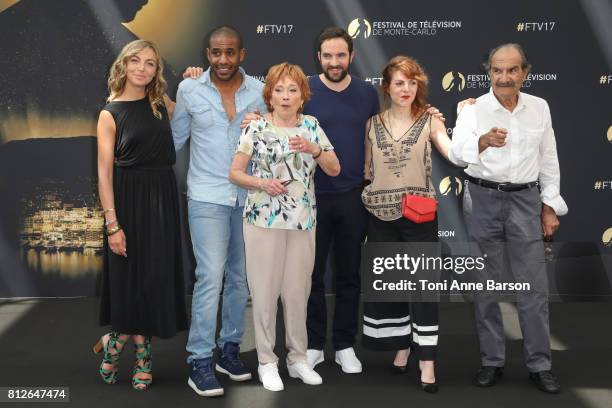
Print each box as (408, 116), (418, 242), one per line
(457, 98), (477, 115)
(182, 66), (204, 80)
(240, 111), (262, 129)
(425, 104), (445, 123)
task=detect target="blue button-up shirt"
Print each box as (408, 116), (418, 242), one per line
(172, 67), (266, 206)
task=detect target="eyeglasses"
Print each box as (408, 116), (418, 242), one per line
(279, 158), (296, 186)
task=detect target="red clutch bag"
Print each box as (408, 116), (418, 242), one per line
(402, 194), (437, 223)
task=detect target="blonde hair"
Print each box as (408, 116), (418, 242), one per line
(107, 40), (167, 119)
(262, 62), (311, 113)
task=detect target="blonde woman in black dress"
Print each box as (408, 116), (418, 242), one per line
(94, 40), (187, 390)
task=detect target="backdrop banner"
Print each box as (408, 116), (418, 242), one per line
(0, 0), (610, 298)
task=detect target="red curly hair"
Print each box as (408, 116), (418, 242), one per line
(381, 55), (429, 119)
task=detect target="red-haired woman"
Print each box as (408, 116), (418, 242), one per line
(361, 55), (454, 393)
(229, 62), (340, 392)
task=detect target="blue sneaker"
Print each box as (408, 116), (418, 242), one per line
(188, 357), (224, 397)
(215, 342), (252, 381)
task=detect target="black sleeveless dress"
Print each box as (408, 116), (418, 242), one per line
(99, 97), (187, 338)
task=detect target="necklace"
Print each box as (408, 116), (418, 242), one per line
(271, 111), (299, 128)
(386, 110), (415, 142)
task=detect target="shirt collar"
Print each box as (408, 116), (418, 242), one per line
(487, 87), (526, 113)
(201, 66), (248, 91)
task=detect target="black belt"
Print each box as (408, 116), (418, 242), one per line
(466, 176), (538, 192)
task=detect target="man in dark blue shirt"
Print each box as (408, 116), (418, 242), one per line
(304, 27), (379, 374)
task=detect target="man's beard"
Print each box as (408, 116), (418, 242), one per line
(322, 65), (349, 83)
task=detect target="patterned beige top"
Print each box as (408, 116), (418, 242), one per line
(237, 115), (334, 230)
(361, 112), (434, 221)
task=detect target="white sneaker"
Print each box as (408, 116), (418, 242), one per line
(306, 349), (324, 369)
(335, 347), (362, 374)
(287, 361), (323, 385)
(257, 363), (284, 391)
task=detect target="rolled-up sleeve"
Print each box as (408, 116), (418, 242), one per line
(538, 102), (568, 215)
(171, 85), (191, 152)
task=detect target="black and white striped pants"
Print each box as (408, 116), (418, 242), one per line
(362, 213), (439, 361)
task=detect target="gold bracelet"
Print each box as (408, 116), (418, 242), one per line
(105, 218), (118, 227)
(106, 225), (122, 236)
(103, 208), (115, 214)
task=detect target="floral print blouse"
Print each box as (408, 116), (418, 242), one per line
(236, 115), (334, 230)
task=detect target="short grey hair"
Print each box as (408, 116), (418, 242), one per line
(483, 43), (531, 72)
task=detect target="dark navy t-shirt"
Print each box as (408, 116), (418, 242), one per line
(304, 75), (379, 195)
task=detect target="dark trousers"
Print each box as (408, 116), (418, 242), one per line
(362, 214), (439, 361)
(464, 182), (551, 372)
(307, 188), (367, 350)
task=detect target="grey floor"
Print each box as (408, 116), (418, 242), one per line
(1, 297), (611, 408)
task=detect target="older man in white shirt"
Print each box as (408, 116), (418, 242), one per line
(451, 43), (567, 394)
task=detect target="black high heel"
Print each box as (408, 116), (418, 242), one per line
(418, 363), (438, 394)
(420, 380), (439, 394)
(390, 364), (409, 375)
(390, 350), (411, 375)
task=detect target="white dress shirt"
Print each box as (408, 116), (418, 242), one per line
(451, 88), (568, 215)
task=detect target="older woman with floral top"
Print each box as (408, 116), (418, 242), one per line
(229, 62), (340, 392)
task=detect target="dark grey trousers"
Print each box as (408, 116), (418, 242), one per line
(463, 181), (551, 372)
